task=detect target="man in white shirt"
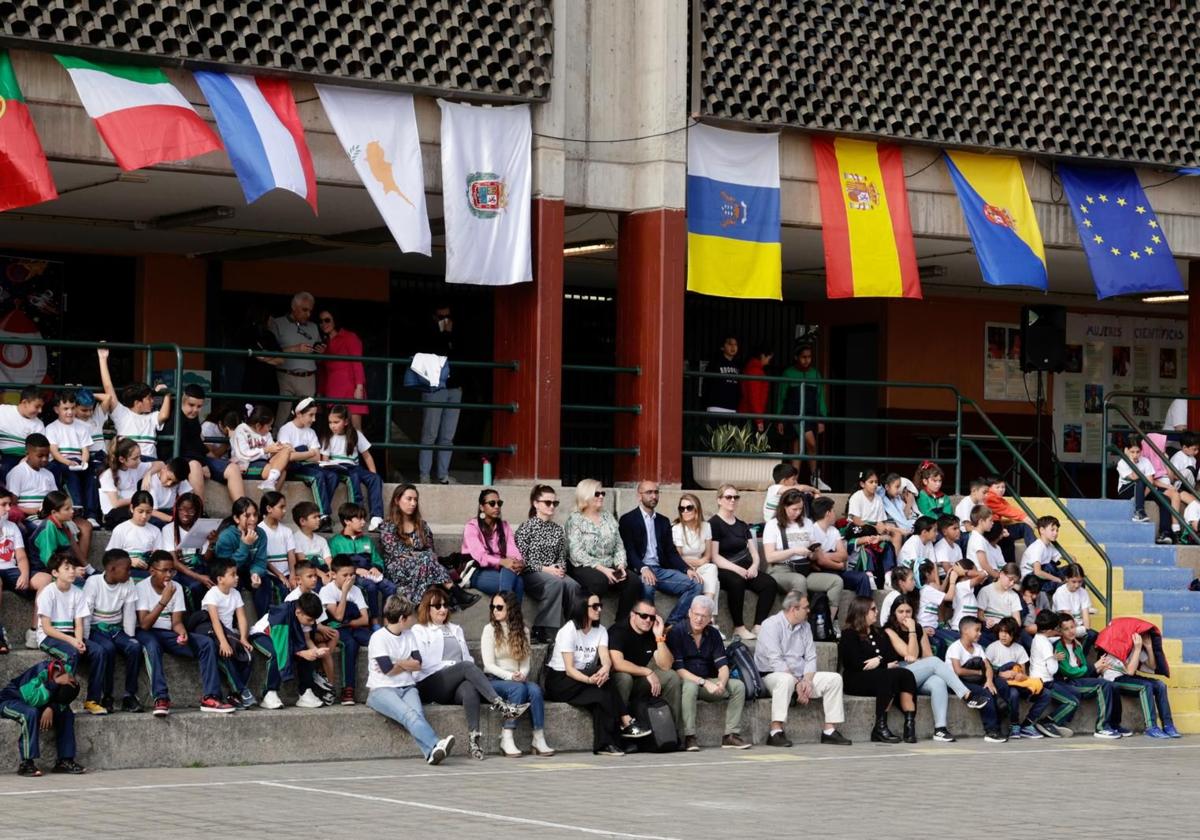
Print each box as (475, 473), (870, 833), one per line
(753, 591), (850, 747)
(269, 291), (321, 430)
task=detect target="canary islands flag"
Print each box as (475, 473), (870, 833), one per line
(1058, 164), (1184, 299)
(686, 124), (781, 300)
(944, 151), (1047, 290)
(813, 137), (920, 299)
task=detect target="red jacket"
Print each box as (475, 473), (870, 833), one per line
(737, 358), (769, 419)
(984, 490), (1025, 524)
(1096, 617), (1169, 677)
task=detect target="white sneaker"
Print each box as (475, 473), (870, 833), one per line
(260, 690), (283, 710)
(368, 516), (383, 532)
(86, 517), (101, 529)
(427, 735), (454, 766)
(24, 629), (37, 650)
(258, 480), (277, 492)
(295, 689), (323, 709)
(815, 477), (832, 492)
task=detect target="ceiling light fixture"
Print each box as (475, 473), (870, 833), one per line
(136, 205), (235, 231)
(563, 239), (616, 257)
(1141, 294), (1189, 304)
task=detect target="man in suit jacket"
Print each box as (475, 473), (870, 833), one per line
(618, 481), (702, 625)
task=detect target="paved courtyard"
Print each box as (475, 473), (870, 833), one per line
(1, 740), (1197, 839)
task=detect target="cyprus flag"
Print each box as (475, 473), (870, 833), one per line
(315, 85), (431, 255)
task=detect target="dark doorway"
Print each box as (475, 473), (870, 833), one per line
(827, 323), (880, 491)
(561, 289), (618, 487)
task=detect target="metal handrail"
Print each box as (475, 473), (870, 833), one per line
(1106, 445), (1199, 546)
(683, 370), (964, 490)
(1106, 402), (1198, 498)
(960, 438), (1107, 611)
(1101, 389), (1200, 497)
(958, 395), (1112, 614)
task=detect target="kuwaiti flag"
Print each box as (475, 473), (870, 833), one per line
(686, 123), (781, 300)
(315, 85), (429, 254)
(438, 100), (531, 286)
(194, 71), (317, 212)
(55, 55), (220, 171)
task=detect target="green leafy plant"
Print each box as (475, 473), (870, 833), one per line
(701, 422), (772, 454)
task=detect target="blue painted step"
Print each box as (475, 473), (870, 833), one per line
(1085, 521), (1158, 544)
(1177, 637), (1200, 663)
(1142, 591), (1200, 613)
(1121, 566), (1196, 591)
(1103, 543), (1181, 566)
(1159, 613), (1200, 637)
(1065, 498), (1139, 521)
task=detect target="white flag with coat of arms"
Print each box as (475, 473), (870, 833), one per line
(438, 100), (532, 285)
(315, 84), (431, 255)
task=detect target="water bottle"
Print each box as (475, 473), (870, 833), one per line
(816, 614), (826, 640)
(481, 456), (492, 486)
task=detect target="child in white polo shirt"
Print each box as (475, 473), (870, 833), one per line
(97, 348), (171, 463)
(1050, 564), (1096, 652)
(0, 386), (44, 483)
(1020, 516), (1064, 589)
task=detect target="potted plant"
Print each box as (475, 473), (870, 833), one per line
(691, 423), (779, 490)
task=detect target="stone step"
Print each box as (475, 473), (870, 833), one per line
(1119, 566), (1195, 590)
(1141, 592), (1200, 615)
(0, 686), (1144, 771)
(1065, 498), (1141, 521)
(1084, 521), (1157, 544)
(1098, 543), (1182, 566)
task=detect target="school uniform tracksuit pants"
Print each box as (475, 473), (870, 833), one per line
(290, 463), (340, 519)
(48, 462), (99, 522)
(136, 628), (223, 701)
(1059, 677), (1119, 731)
(0, 692), (74, 761)
(40, 638), (80, 670)
(86, 626), (143, 702)
(1113, 675), (1174, 729)
(993, 673), (1053, 726)
(337, 626), (372, 687)
(340, 465), (384, 520)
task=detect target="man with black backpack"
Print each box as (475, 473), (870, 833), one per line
(754, 590), (852, 748)
(609, 600), (683, 750)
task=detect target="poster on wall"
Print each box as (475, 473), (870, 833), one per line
(983, 322), (1037, 402)
(1051, 313), (1187, 463)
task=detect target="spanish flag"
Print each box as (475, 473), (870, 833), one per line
(812, 137), (920, 299)
(686, 124), (781, 300)
(944, 151), (1047, 290)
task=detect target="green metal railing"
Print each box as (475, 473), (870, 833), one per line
(1106, 444), (1199, 547)
(1101, 389), (1200, 497)
(560, 363), (641, 457)
(958, 395), (1111, 614)
(682, 370), (964, 489)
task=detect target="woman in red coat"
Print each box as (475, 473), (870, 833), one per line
(317, 309), (367, 430)
(737, 345), (774, 432)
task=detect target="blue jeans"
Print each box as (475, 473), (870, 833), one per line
(86, 626), (143, 702)
(419, 387), (463, 479)
(841, 569), (873, 597)
(904, 655), (993, 729)
(473, 567), (525, 601)
(367, 685), (439, 757)
(137, 627), (223, 700)
(639, 567), (701, 625)
(490, 678), (545, 730)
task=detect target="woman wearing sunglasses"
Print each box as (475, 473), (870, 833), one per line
(481, 590), (555, 757)
(462, 488), (525, 600)
(544, 595), (651, 755)
(565, 478), (636, 607)
(709, 484), (777, 640)
(513, 485), (581, 645)
(412, 588), (531, 759)
(672, 493), (721, 632)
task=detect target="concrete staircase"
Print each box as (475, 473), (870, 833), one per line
(1040, 497), (1200, 732)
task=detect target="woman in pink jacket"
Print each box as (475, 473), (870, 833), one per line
(316, 309), (367, 430)
(462, 488), (525, 600)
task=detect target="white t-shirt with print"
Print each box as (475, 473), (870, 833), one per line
(950, 580), (977, 631)
(6, 462), (58, 512)
(319, 580), (368, 616)
(548, 622), (607, 672)
(0, 520), (25, 570)
(917, 584), (944, 631)
(976, 583), (1020, 627)
(323, 432), (371, 465)
(107, 520), (160, 563)
(761, 519), (810, 556)
(294, 531), (331, 566)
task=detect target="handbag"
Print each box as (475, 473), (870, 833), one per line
(726, 548), (753, 569)
(779, 526), (812, 575)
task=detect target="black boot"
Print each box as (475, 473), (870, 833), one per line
(871, 713), (900, 744)
(902, 711), (917, 744)
(449, 584), (481, 611)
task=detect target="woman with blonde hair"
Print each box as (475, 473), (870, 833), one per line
(672, 492), (720, 629)
(565, 478), (637, 614)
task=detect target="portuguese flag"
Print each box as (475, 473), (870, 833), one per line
(0, 51), (56, 212)
(55, 55), (221, 171)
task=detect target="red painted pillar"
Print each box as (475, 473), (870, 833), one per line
(493, 198), (564, 481)
(614, 208), (686, 484)
(1189, 262), (1200, 428)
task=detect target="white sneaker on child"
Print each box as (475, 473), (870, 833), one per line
(816, 477), (832, 492)
(258, 469), (281, 492)
(368, 516), (383, 532)
(24, 629), (37, 650)
(260, 691), (283, 710)
(296, 689), (323, 709)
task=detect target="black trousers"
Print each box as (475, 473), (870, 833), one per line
(544, 668), (624, 751)
(717, 566), (777, 628)
(417, 661), (499, 731)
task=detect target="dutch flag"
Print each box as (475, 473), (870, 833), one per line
(194, 71), (317, 212)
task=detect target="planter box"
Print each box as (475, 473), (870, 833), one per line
(691, 455), (779, 490)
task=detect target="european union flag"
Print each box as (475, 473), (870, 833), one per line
(1058, 164), (1184, 299)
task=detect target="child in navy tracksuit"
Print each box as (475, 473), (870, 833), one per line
(321, 555), (373, 705)
(81, 549), (144, 714)
(0, 659), (84, 776)
(328, 502), (395, 621)
(248, 592), (327, 710)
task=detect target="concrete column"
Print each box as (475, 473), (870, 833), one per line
(493, 198), (565, 481)
(1189, 262), (1200, 428)
(614, 208), (686, 484)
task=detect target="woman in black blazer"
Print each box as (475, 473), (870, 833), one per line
(838, 596), (918, 743)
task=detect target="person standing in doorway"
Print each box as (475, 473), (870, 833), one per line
(776, 343), (829, 491)
(317, 309), (368, 432)
(269, 292), (322, 432)
(738, 345), (774, 433)
(418, 304), (462, 485)
(705, 335), (741, 415)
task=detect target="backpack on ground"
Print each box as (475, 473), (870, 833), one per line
(634, 699), (678, 752)
(725, 638), (769, 699)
